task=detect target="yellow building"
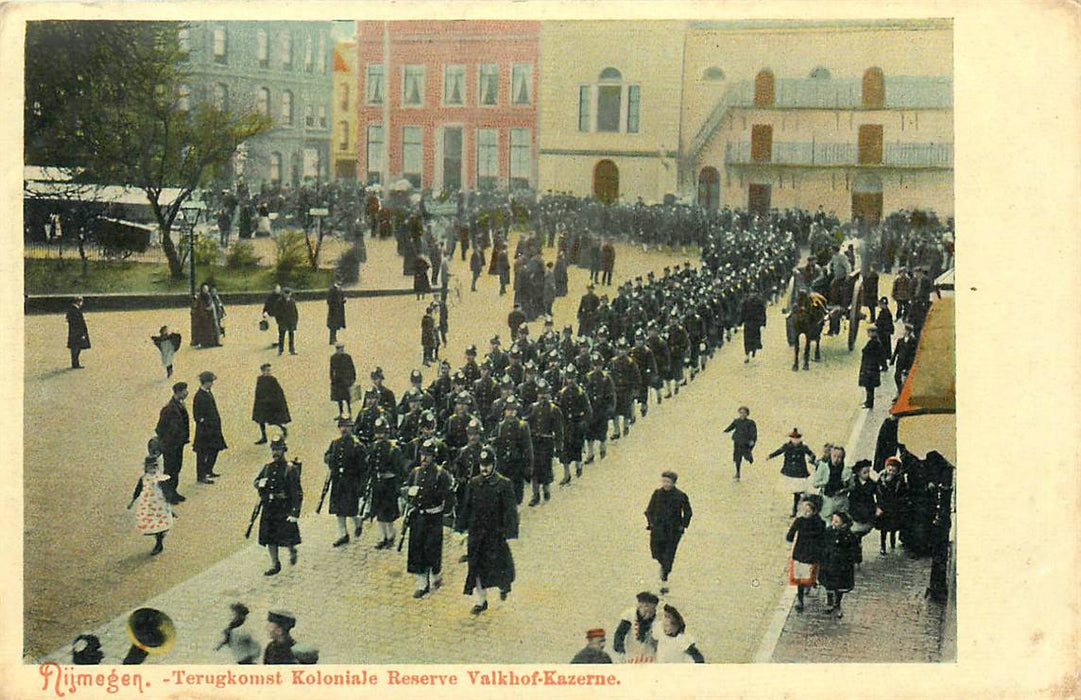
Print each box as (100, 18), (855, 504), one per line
(331, 38), (358, 179)
(538, 21), (685, 204)
(681, 20), (953, 220)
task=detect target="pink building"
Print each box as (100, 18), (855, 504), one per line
(355, 20), (540, 193)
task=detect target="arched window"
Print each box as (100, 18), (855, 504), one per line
(809, 66), (831, 80)
(257, 87), (270, 116)
(593, 160), (619, 204)
(213, 83), (229, 111)
(281, 90), (293, 126)
(862, 67), (885, 108)
(698, 167), (720, 211)
(270, 152), (282, 184)
(599, 67), (622, 82)
(754, 69), (775, 107)
(702, 66), (725, 81)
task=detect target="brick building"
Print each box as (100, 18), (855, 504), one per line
(354, 21), (540, 193)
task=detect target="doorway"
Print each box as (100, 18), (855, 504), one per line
(593, 160), (619, 204)
(748, 183), (771, 216)
(698, 167), (720, 211)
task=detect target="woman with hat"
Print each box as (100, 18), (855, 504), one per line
(127, 445), (174, 555)
(263, 610), (298, 664)
(874, 456), (907, 555)
(818, 511), (861, 618)
(785, 495), (825, 613)
(655, 604), (705, 663)
(253, 438), (303, 576)
(858, 327), (886, 409)
(768, 429), (818, 517)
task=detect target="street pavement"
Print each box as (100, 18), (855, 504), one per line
(28, 237), (881, 664)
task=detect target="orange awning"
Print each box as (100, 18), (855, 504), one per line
(891, 296), (955, 417)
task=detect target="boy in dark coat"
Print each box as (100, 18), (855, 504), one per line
(193, 371), (227, 484)
(252, 363), (291, 444)
(819, 511), (861, 618)
(66, 296), (90, 369)
(874, 297), (895, 369)
(723, 406), (757, 479)
(858, 327), (886, 408)
(326, 283), (346, 345)
(277, 289), (299, 356)
(644, 471), (693, 594)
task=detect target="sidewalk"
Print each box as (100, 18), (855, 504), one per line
(767, 378), (956, 663)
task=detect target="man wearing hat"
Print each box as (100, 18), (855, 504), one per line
(368, 418), (408, 549)
(252, 363), (291, 444)
(557, 366), (592, 484)
(457, 446), (518, 615)
(369, 366), (397, 413)
(645, 471), (693, 594)
(355, 389), (393, 446)
(155, 381), (190, 504)
(858, 327), (886, 409)
(645, 323), (671, 404)
(891, 321), (918, 399)
(460, 345), (481, 385)
(486, 376), (517, 437)
(583, 355), (615, 464)
(323, 417), (368, 547)
(875, 297), (895, 370)
(421, 305), (438, 366)
(277, 288), (299, 356)
(494, 398), (533, 505)
(326, 281), (347, 346)
(609, 339), (640, 439)
(451, 419), (485, 530)
(398, 369), (435, 416)
(444, 392), (480, 453)
(193, 371), (227, 485)
(329, 343), (357, 419)
(263, 610), (298, 664)
(613, 592), (659, 663)
(571, 629), (612, 664)
(768, 429), (818, 517)
(629, 330), (657, 418)
(65, 295), (90, 369)
(253, 438), (302, 575)
(403, 438), (455, 598)
(527, 379), (564, 506)
(472, 362), (499, 427)
(397, 389), (428, 444)
(485, 336), (508, 377)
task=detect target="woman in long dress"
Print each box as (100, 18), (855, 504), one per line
(127, 453), (174, 555)
(191, 283), (221, 347)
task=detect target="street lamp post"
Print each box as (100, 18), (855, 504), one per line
(179, 199), (206, 299)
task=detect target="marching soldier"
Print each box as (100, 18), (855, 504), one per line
(527, 379), (564, 506)
(485, 336), (509, 378)
(472, 361), (500, 428)
(403, 439), (455, 598)
(397, 369), (435, 416)
(322, 417), (368, 547)
(367, 367), (397, 413)
(460, 345), (481, 385)
(666, 311), (689, 393)
(577, 283), (600, 337)
(494, 397), (533, 505)
(452, 419), (486, 530)
(487, 376), (517, 436)
(354, 390), (393, 445)
(646, 322), (671, 404)
(444, 392), (479, 453)
(629, 330), (657, 418)
(458, 447), (519, 615)
(609, 339), (641, 439)
(405, 411), (452, 469)
(397, 389), (427, 444)
(557, 366), (592, 484)
(583, 354), (616, 463)
(368, 418), (407, 549)
(253, 438), (303, 576)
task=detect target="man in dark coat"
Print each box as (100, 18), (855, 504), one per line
(723, 405), (758, 479)
(740, 291), (767, 363)
(494, 397), (533, 505)
(277, 289), (299, 356)
(556, 367), (592, 483)
(875, 297), (895, 369)
(329, 343), (357, 419)
(644, 470), (693, 594)
(527, 379), (564, 506)
(892, 321), (918, 398)
(65, 296), (90, 369)
(193, 371), (227, 484)
(403, 439), (455, 598)
(609, 340), (641, 439)
(576, 283), (600, 337)
(570, 629), (613, 664)
(862, 268), (880, 321)
(253, 438), (303, 576)
(323, 417), (368, 547)
(262, 285), (284, 350)
(326, 283), (346, 345)
(369, 418), (407, 549)
(600, 239), (616, 286)
(859, 327), (886, 409)
(469, 245), (485, 292)
(252, 363), (291, 444)
(458, 446), (518, 615)
(155, 381), (190, 504)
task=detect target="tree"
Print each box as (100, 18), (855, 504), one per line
(25, 21), (272, 279)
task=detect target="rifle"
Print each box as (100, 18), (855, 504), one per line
(315, 470), (332, 514)
(357, 472), (375, 536)
(244, 498), (262, 539)
(397, 498), (415, 552)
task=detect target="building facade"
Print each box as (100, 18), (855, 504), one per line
(354, 20), (540, 193)
(332, 39), (358, 180)
(180, 21), (334, 188)
(537, 21), (685, 204)
(681, 20), (953, 220)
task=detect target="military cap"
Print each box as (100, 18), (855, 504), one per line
(453, 371), (467, 383)
(260, 362), (273, 371)
(615, 337), (629, 349)
(374, 417), (389, 432)
(293, 645), (319, 664)
(420, 438), (436, 454)
(548, 349), (559, 360)
(636, 591), (660, 605)
(509, 347), (522, 358)
(370, 366), (385, 380)
(500, 375), (515, 389)
(504, 396), (520, 409)
(271, 437), (288, 452)
(172, 381), (188, 394)
(267, 610), (296, 630)
(523, 360), (537, 371)
(337, 416), (354, 427)
(466, 345), (478, 355)
(198, 371), (217, 383)
(410, 369), (423, 383)
(586, 628), (606, 639)
(661, 470), (678, 482)
(590, 352), (603, 363)
(334, 341), (346, 349)
(535, 378), (550, 393)
(479, 447), (496, 465)
(564, 365), (577, 378)
(597, 326), (609, 336)
(467, 419), (482, 434)
(634, 329), (646, 340)
(421, 411), (437, 428)
(455, 391), (471, 404)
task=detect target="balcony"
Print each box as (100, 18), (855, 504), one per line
(724, 140), (953, 168)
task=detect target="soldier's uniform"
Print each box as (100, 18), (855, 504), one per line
(444, 393), (480, 453)
(323, 418), (368, 546)
(629, 330), (658, 416)
(253, 439), (303, 575)
(458, 447), (519, 615)
(460, 347), (482, 385)
(403, 440), (455, 597)
(527, 380), (564, 506)
(666, 316), (690, 389)
(368, 419), (407, 548)
(646, 325), (671, 400)
(557, 369), (592, 482)
(494, 397), (533, 505)
(355, 392), (394, 445)
(609, 341), (641, 437)
(584, 358), (616, 461)
(472, 369), (500, 428)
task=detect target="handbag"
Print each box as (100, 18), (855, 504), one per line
(259, 319), (269, 332)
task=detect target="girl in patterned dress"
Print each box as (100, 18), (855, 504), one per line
(127, 454), (174, 555)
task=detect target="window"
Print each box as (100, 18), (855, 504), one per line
(403, 65), (424, 106)
(213, 26), (227, 64)
(862, 67), (885, 108)
(509, 128), (531, 190)
(304, 36), (314, 72)
(754, 69), (775, 107)
(178, 26), (190, 56)
(597, 86), (621, 132)
(303, 148), (320, 180)
(751, 124), (773, 163)
(340, 84), (350, 111)
(270, 152), (282, 184)
(366, 64), (384, 105)
(257, 29), (269, 68)
(257, 87), (270, 116)
(318, 105), (327, 128)
(702, 66), (725, 81)
(476, 128), (498, 189)
(366, 124), (383, 181)
(319, 35), (327, 74)
(281, 90), (294, 126)
(627, 85), (640, 134)
(281, 32), (293, 69)
(599, 67), (622, 81)
(178, 84), (190, 112)
(305, 104), (315, 128)
(858, 124), (883, 164)
(578, 86), (590, 132)
(213, 83), (229, 111)
(478, 64), (498, 106)
(403, 126), (423, 187)
(511, 63), (532, 105)
(444, 64), (465, 105)
(810, 66), (831, 80)
(339, 121), (350, 150)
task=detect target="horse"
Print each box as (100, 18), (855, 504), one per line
(786, 291), (828, 371)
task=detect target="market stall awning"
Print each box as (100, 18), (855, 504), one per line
(891, 296), (955, 416)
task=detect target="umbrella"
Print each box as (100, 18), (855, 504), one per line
(891, 297), (955, 417)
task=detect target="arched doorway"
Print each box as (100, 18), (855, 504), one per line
(697, 167), (720, 211)
(754, 69), (775, 107)
(862, 67), (885, 108)
(593, 160), (619, 204)
(852, 172), (883, 225)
